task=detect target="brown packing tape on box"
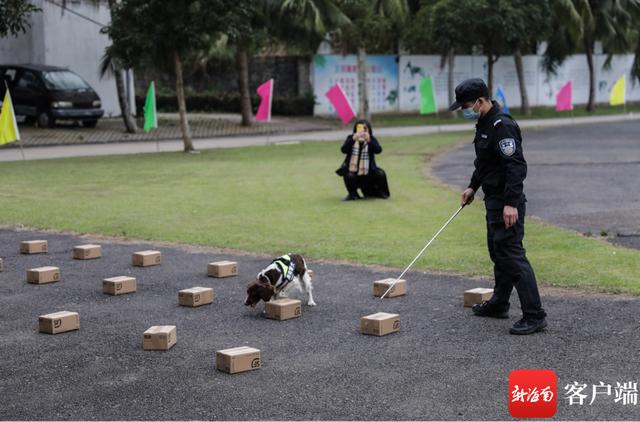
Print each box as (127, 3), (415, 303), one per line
(39, 311), (79, 334)
(143, 325), (177, 351)
(27, 266), (60, 284)
(207, 260), (238, 278)
(103, 276), (137, 295)
(463, 288), (493, 307)
(178, 287), (214, 307)
(360, 312), (400, 336)
(73, 244), (102, 260)
(132, 250), (162, 267)
(216, 346), (261, 374)
(373, 278), (407, 298)
(264, 299), (302, 321)
(20, 240), (48, 254)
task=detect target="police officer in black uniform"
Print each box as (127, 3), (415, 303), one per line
(449, 78), (547, 335)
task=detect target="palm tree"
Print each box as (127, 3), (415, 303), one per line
(331, 0), (408, 120)
(99, 48), (138, 133)
(552, 0), (640, 111)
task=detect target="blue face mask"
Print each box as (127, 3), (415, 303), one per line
(462, 100), (480, 120)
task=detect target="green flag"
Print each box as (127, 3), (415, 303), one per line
(419, 77), (437, 114)
(143, 81), (157, 133)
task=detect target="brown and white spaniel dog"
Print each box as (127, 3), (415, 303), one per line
(245, 253), (316, 308)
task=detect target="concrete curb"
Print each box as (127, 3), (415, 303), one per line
(0, 113), (637, 162)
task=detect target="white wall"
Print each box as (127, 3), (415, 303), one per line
(0, 0), (134, 117)
(315, 53), (640, 114)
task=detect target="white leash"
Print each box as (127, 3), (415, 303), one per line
(380, 205), (465, 299)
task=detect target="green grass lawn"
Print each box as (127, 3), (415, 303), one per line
(369, 103), (640, 127)
(1, 133), (638, 294)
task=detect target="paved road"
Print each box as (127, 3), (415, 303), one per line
(431, 120), (640, 250)
(1, 229), (639, 420)
(0, 113), (637, 162)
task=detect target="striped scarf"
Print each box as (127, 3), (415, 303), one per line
(348, 139), (370, 176)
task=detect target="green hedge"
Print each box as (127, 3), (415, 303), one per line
(135, 93), (316, 116)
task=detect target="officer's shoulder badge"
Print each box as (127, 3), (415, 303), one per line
(499, 138), (516, 156)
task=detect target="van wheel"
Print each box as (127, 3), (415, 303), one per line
(37, 111), (55, 128)
(83, 120), (98, 128)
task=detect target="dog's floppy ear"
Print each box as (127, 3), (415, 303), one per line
(258, 283), (274, 302)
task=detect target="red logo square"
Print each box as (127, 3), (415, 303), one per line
(509, 369), (557, 418)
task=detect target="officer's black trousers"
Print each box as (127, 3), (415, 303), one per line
(343, 168), (390, 198)
(485, 202), (546, 319)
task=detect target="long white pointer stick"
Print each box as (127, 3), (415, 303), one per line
(380, 205), (465, 299)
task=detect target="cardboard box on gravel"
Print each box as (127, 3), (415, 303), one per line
(360, 312), (400, 336)
(143, 325), (177, 351)
(132, 250), (162, 267)
(20, 240), (48, 254)
(178, 287), (214, 307)
(27, 266), (60, 284)
(103, 276), (137, 295)
(39, 311), (79, 334)
(216, 346), (261, 374)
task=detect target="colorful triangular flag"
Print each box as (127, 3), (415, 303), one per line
(325, 83), (355, 124)
(609, 75), (625, 106)
(143, 81), (157, 133)
(0, 86), (20, 145)
(555, 81), (573, 112)
(419, 77), (437, 114)
(255, 79), (274, 122)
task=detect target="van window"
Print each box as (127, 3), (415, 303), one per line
(16, 71), (39, 89)
(2, 68), (17, 82)
(42, 70), (90, 90)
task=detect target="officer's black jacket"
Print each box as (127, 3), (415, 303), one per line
(468, 101), (526, 208)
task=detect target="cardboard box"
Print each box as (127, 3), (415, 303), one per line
(463, 288), (494, 307)
(207, 260), (238, 278)
(216, 346), (261, 374)
(143, 325), (176, 351)
(39, 311), (79, 334)
(27, 266), (60, 284)
(132, 250), (162, 267)
(360, 312), (400, 336)
(103, 276), (137, 295)
(0, 257), (4, 272)
(264, 299), (302, 321)
(20, 240), (48, 254)
(373, 278), (407, 298)
(178, 287), (214, 307)
(73, 244), (102, 260)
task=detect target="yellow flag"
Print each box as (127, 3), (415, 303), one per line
(609, 75), (626, 106)
(0, 88), (20, 145)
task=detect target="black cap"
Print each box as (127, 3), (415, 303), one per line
(448, 78), (490, 111)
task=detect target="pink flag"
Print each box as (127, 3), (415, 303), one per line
(325, 83), (355, 124)
(255, 79), (274, 122)
(555, 81), (573, 112)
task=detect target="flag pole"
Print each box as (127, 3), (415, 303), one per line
(18, 137), (25, 160)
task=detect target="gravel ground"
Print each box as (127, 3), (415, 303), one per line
(1, 228), (639, 420)
(430, 120), (640, 250)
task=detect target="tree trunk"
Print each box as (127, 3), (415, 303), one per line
(236, 46), (252, 127)
(106, 0), (137, 133)
(447, 48), (455, 117)
(486, 53), (494, 97)
(114, 68), (137, 133)
(174, 50), (195, 152)
(513, 48), (531, 115)
(356, 46), (369, 120)
(584, 37), (596, 112)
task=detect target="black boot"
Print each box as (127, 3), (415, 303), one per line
(509, 317), (547, 335)
(472, 301), (509, 319)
